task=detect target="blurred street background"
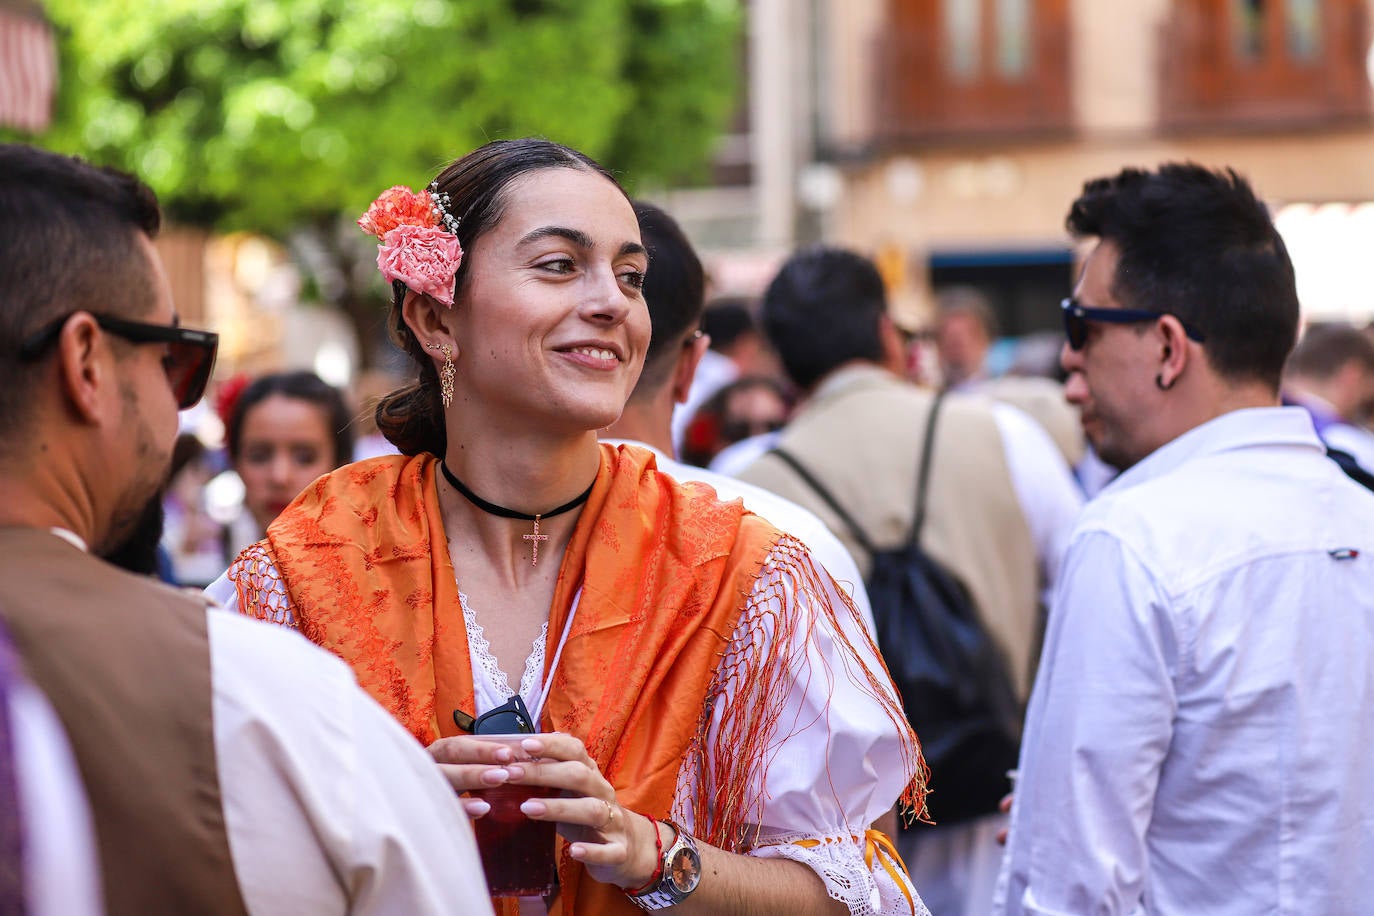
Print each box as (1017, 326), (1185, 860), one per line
(7, 0), (1374, 578)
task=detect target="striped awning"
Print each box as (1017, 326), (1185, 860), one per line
(0, 0), (56, 134)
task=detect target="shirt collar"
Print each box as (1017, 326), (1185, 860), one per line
(48, 527), (89, 553)
(1103, 405), (1322, 497)
(809, 363), (896, 404)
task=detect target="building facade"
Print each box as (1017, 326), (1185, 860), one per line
(680, 0), (1374, 332)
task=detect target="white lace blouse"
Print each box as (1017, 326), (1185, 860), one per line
(208, 543), (926, 915)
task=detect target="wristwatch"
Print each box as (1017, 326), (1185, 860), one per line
(627, 821), (702, 909)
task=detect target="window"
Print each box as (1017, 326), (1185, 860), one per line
(1160, 0), (1367, 130)
(875, 0), (1071, 145)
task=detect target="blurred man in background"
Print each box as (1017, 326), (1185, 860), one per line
(1283, 320), (1374, 471)
(604, 201), (877, 637)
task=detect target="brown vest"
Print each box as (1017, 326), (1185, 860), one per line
(0, 529), (247, 916)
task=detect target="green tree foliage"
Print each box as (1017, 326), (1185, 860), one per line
(30, 0), (742, 235)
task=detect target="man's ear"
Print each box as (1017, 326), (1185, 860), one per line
(879, 314), (907, 375)
(671, 332), (711, 405)
(1154, 315), (1190, 391)
(56, 313), (109, 424)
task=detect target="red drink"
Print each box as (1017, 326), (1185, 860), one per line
(472, 782), (558, 897)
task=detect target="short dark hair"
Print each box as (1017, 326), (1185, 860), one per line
(1286, 322), (1374, 380)
(227, 371), (355, 468)
(761, 246), (888, 390)
(1066, 163), (1299, 391)
(701, 297), (757, 353)
(936, 286), (998, 339)
(375, 138), (628, 456)
(0, 144), (162, 430)
(631, 201), (704, 394)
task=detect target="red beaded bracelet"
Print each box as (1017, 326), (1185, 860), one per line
(624, 814), (665, 896)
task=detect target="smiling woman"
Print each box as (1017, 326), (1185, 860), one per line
(208, 138), (927, 916)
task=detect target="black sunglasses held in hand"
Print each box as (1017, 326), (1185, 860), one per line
(1060, 297), (1206, 352)
(19, 312), (219, 410)
(453, 694), (536, 735)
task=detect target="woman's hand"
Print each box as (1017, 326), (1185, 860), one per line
(500, 732), (662, 891)
(426, 734), (525, 819)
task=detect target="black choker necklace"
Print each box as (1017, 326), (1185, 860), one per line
(439, 460), (594, 567)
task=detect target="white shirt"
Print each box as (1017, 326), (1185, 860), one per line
(1320, 421), (1374, 470)
(987, 402), (1084, 598)
(709, 430), (783, 478)
(198, 601), (494, 914)
(997, 407), (1374, 916)
(10, 679), (103, 916)
(672, 348), (739, 452)
(605, 439), (876, 636)
(1286, 389), (1374, 472)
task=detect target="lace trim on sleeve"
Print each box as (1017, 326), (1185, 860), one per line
(226, 541), (299, 630)
(751, 830), (929, 916)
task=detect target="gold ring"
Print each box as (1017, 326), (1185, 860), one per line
(602, 799), (616, 829)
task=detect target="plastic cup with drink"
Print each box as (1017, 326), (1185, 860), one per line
(465, 696), (558, 898)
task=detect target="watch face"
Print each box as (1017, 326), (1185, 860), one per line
(668, 845), (702, 895)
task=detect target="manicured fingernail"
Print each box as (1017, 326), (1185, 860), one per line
(521, 737), (543, 753)
(465, 799), (491, 817)
(568, 843), (585, 860)
(482, 768), (509, 785)
(493, 747), (513, 763)
(505, 764), (525, 780)
(520, 799), (547, 816)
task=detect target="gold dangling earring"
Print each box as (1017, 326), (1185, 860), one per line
(428, 342), (455, 409)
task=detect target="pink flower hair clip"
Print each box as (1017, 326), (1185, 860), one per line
(357, 183), (463, 307)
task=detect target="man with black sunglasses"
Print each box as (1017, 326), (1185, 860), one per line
(997, 164), (1374, 915)
(0, 144), (492, 914)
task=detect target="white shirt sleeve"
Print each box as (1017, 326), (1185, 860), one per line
(991, 403), (1085, 597)
(209, 611), (493, 915)
(995, 530), (1176, 916)
(701, 545), (928, 916)
(203, 570), (235, 611)
(11, 683), (103, 916)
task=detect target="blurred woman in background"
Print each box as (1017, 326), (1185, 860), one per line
(223, 370), (354, 553)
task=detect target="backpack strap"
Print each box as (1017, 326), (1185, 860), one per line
(910, 389), (947, 548)
(770, 387), (949, 556)
(1327, 445), (1374, 492)
(768, 447), (879, 557)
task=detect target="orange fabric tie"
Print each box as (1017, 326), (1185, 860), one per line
(792, 830), (915, 914)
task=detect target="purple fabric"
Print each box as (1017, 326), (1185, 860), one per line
(0, 617), (26, 915)
(1283, 393), (1340, 437)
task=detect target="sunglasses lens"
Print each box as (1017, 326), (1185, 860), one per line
(165, 339), (216, 409)
(1063, 311), (1085, 350)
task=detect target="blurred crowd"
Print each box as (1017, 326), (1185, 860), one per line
(8, 139), (1374, 916)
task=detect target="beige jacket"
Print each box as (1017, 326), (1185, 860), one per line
(737, 364), (1040, 700)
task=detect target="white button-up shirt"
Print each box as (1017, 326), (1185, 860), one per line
(996, 406), (1374, 916)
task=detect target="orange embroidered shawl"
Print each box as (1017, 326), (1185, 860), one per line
(238, 444), (921, 915)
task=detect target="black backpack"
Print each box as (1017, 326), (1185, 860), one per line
(770, 391), (1023, 824)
